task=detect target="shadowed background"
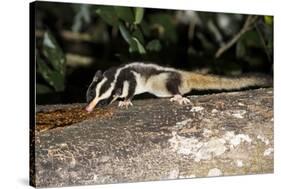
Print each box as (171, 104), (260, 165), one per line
(34, 1), (273, 104)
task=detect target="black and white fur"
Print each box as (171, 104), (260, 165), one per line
(85, 62), (271, 112)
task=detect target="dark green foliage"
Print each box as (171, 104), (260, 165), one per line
(72, 4), (91, 32)
(114, 6), (135, 23)
(94, 6), (179, 55)
(95, 6), (148, 54)
(146, 39), (162, 52)
(236, 17), (273, 66)
(36, 31), (66, 94)
(264, 16), (273, 25)
(118, 22), (131, 43)
(134, 8), (144, 24)
(148, 13), (177, 43)
(95, 6), (119, 26)
(35, 2), (273, 104)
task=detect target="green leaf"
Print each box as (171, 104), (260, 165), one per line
(72, 4), (91, 32)
(36, 83), (53, 94)
(146, 39), (162, 52)
(118, 22), (132, 44)
(119, 22), (146, 54)
(37, 57), (65, 91)
(132, 27), (145, 44)
(149, 13), (177, 42)
(131, 37), (146, 54)
(134, 7), (144, 24)
(264, 16), (273, 25)
(140, 21), (150, 36)
(96, 6), (119, 26)
(129, 40), (138, 53)
(42, 31), (66, 76)
(114, 6), (134, 23)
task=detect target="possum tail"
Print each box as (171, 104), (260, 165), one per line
(183, 72), (273, 91)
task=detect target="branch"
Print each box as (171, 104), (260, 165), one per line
(215, 15), (259, 58)
(255, 24), (272, 62)
(36, 30), (98, 43)
(32, 88), (273, 187)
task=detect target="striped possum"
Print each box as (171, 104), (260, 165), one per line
(85, 62), (272, 112)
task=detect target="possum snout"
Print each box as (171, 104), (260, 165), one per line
(85, 99), (109, 112)
(85, 104), (93, 112)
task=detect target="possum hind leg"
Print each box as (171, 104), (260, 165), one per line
(170, 94), (192, 105)
(166, 73), (192, 105)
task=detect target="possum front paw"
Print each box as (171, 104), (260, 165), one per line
(118, 100), (133, 109)
(170, 94), (192, 105)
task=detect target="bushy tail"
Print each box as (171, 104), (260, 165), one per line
(185, 72), (272, 91)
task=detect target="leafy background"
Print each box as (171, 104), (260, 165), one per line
(34, 1), (273, 104)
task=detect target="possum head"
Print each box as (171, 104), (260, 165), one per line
(85, 69), (120, 112)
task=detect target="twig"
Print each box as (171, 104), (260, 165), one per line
(208, 20), (224, 46)
(215, 15), (259, 58)
(255, 23), (272, 62)
(66, 53), (95, 67)
(61, 30), (93, 42)
(35, 30), (97, 42)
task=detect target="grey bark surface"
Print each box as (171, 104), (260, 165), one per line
(34, 88), (273, 187)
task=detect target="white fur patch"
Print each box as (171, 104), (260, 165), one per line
(95, 78), (114, 102)
(95, 78), (107, 98)
(146, 73), (171, 97)
(127, 62), (178, 72)
(131, 71), (147, 95)
(121, 81), (129, 98)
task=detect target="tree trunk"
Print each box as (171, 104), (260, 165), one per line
(32, 88), (274, 187)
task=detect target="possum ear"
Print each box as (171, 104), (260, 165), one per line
(93, 70), (102, 82)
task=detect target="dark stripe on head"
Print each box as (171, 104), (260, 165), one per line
(99, 80), (111, 96)
(98, 67), (118, 97)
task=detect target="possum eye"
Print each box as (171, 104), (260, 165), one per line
(96, 99), (109, 107)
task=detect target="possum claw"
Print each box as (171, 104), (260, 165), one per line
(118, 100), (133, 109)
(170, 95), (192, 105)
